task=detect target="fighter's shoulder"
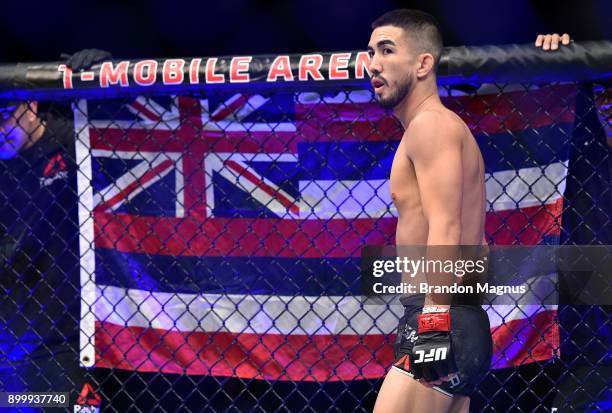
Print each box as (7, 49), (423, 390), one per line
(407, 109), (464, 146)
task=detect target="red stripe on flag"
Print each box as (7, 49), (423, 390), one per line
(444, 85), (576, 135)
(298, 115), (403, 142)
(95, 309), (558, 381)
(491, 309), (559, 369)
(95, 321), (393, 381)
(485, 198), (563, 245)
(94, 213), (396, 258)
(296, 84), (576, 140)
(94, 201), (561, 258)
(90, 128), (184, 152)
(90, 128), (299, 153)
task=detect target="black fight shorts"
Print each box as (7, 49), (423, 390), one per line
(392, 303), (493, 397)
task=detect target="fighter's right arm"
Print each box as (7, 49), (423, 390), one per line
(406, 110), (464, 247)
(405, 110), (465, 308)
(403, 111), (467, 385)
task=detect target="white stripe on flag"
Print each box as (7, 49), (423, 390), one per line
(299, 179), (391, 219)
(485, 161), (568, 212)
(94, 285), (550, 336)
(298, 162), (566, 219)
(95, 286), (404, 335)
(484, 272), (558, 327)
(485, 304), (558, 330)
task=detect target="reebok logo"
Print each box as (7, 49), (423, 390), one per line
(40, 153), (68, 186)
(73, 383), (101, 413)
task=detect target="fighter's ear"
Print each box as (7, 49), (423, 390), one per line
(416, 53), (435, 79)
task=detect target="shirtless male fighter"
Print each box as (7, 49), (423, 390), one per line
(368, 9), (492, 413)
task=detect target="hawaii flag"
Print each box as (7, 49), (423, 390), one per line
(74, 83), (573, 381)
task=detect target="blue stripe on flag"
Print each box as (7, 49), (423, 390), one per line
(297, 123), (573, 180)
(95, 249), (362, 295)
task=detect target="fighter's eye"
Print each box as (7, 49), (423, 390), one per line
(367, 50), (374, 58)
(383, 48), (393, 55)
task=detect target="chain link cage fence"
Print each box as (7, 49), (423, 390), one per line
(0, 43), (610, 412)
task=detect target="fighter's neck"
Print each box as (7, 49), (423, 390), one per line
(393, 85), (442, 129)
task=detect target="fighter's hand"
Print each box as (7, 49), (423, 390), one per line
(60, 49), (113, 71)
(409, 311), (458, 386)
(535, 33), (571, 51)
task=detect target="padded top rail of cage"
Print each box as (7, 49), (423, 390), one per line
(0, 41), (610, 100)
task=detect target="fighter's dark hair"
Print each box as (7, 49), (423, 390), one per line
(371, 9), (443, 71)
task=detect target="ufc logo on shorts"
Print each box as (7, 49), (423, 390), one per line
(413, 347), (447, 363)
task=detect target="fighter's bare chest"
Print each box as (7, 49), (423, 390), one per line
(388, 140), (420, 208)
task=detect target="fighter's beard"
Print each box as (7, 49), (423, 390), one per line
(377, 77), (412, 109)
